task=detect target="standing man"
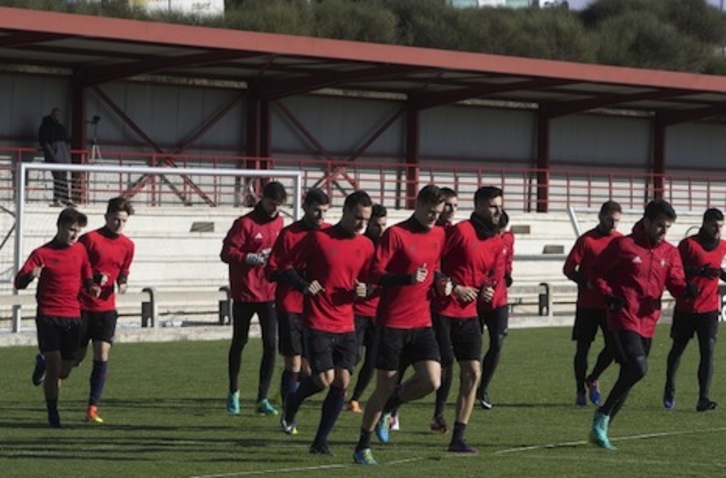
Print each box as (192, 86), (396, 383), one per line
(15, 208), (99, 428)
(279, 191), (374, 455)
(563, 200), (622, 407)
(348, 204), (388, 413)
(265, 188), (331, 414)
(75, 196), (135, 423)
(430, 186), (504, 454)
(664, 208), (726, 412)
(222, 181), (287, 416)
(474, 187), (507, 411)
(353, 185), (448, 466)
(38, 107), (72, 207)
(589, 199), (693, 450)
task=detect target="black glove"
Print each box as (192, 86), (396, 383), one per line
(605, 295), (626, 312)
(505, 274), (513, 288)
(685, 282), (700, 298)
(696, 266), (720, 278)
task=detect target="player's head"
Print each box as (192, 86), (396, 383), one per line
(437, 187), (459, 226)
(340, 190), (373, 235)
(50, 107), (61, 121)
(598, 200), (622, 235)
(56, 207), (87, 245)
(365, 204), (388, 242)
(474, 186), (503, 228)
(642, 199), (676, 244)
(105, 196), (134, 234)
(260, 181), (287, 219)
(413, 185), (445, 230)
(302, 188), (330, 229)
(701, 208), (724, 242)
(498, 209), (509, 233)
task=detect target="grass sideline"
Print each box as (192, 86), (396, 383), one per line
(0, 325), (724, 477)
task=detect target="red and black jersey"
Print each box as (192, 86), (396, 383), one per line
(78, 228), (135, 312)
(433, 220), (502, 318)
(281, 226), (374, 333)
(591, 221), (686, 338)
(563, 227), (623, 309)
(266, 219), (332, 313)
(221, 205), (283, 302)
(15, 240), (93, 318)
(676, 234), (726, 314)
(487, 230), (514, 310)
(369, 216), (446, 329)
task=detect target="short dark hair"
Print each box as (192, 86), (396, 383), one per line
(644, 199), (676, 222)
(343, 190), (373, 211)
(57, 207), (87, 228)
(262, 181), (287, 203)
(303, 188), (330, 207)
(498, 209), (510, 230)
(440, 187), (458, 201)
(703, 208), (724, 223)
(416, 185), (445, 207)
(474, 186), (503, 205)
(372, 204), (387, 219)
(106, 196), (134, 216)
(599, 200), (622, 216)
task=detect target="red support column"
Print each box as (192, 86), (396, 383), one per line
(405, 107), (420, 210)
(536, 112), (550, 213)
(243, 93), (271, 205)
(652, 119), (666, 201)
(70, 78), (86, 203)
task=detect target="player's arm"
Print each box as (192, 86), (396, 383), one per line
(14, 251), (44, 290)
(279, 233), (323, 295)
(220, 218), (260, 265)
(80, 248), (101, 297)
(666, 247), (692, 299)
(117, 242), (135, 294)
(368, 229), (416, 286)
(563, 236), (587, 287)
(504, 233), (514, 287)
(589, 239), (620, 299)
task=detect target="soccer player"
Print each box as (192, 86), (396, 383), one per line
(664, 208), (726, 412)
(473, 187), (508, 411)
(221, 181), (287, 416)
(278, 191), (374, 455)
(563, 200), (622, 407)
(74, 196), (135, 423)
(430, 186), (504, 454)
(353, 185), (449, 466)
(265, 188), (331, 413)
(15, 208), (99, 428)
(589, 199), (693, 450)
(348, 204), (388, 414)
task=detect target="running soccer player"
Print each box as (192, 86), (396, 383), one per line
(15, 208), (99, 428)
(75, 196), (135, 423)
(589, 199), (693, 450)
(353, 185), (449, 466)
(563, 200), (622, 407)
(430, 186), (504, 454)
(222, 181), (287, 416)
(664, 207), (726, 412)
(265, 188), (331, 412)
(347, 204), (388, 414)
(279, 191), (374, 456)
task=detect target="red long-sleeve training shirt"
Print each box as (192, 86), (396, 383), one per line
(368, 216), (445, 329)
(675, 234), (726, 314)
(15, 240), (93, 318)
(221, 207), (283, 302)
(79, 228), (135, 312)
(282, 226), (374, 333)
(486, 230), (514, 310)
(563, 227), (623, 309)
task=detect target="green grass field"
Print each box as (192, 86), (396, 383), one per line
(1, 325), (724, 477)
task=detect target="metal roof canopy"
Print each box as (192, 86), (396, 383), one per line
(2, 7), (726, 120)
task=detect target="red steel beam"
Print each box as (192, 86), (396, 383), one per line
(652, 120), (666, 200)
(405, 107), (419, 210)
(536, 111), (550, 213)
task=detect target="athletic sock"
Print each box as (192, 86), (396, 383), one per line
(356, 428), (372, 451)
(452, 421), (467, 444)
(89, 360), (108, 406)
(314, 386), (346, 445)
(284, 376), (323, 421)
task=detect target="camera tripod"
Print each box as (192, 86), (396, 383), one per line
(87, 115), (103, 163)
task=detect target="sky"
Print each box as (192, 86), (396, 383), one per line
(567, 0), (724, 10)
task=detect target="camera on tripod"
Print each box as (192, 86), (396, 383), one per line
(90, 115), (101, 125)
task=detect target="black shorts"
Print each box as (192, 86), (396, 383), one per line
(36, 315), (83, 360)
(376, 326), (440, 371)
(354, 315), (376, 349)
(278, 310), (304, 357)
(80, 310), (118, 347)
(608, 329), (652, 366)
(572, 307), (608, 342)
(671, 310), (719, 342)
(433, 314), (482, 367)
(303, 328), (357, 375)
(479, 305), (509, 337)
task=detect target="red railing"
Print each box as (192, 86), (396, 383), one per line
(1, 146), (725, 212)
